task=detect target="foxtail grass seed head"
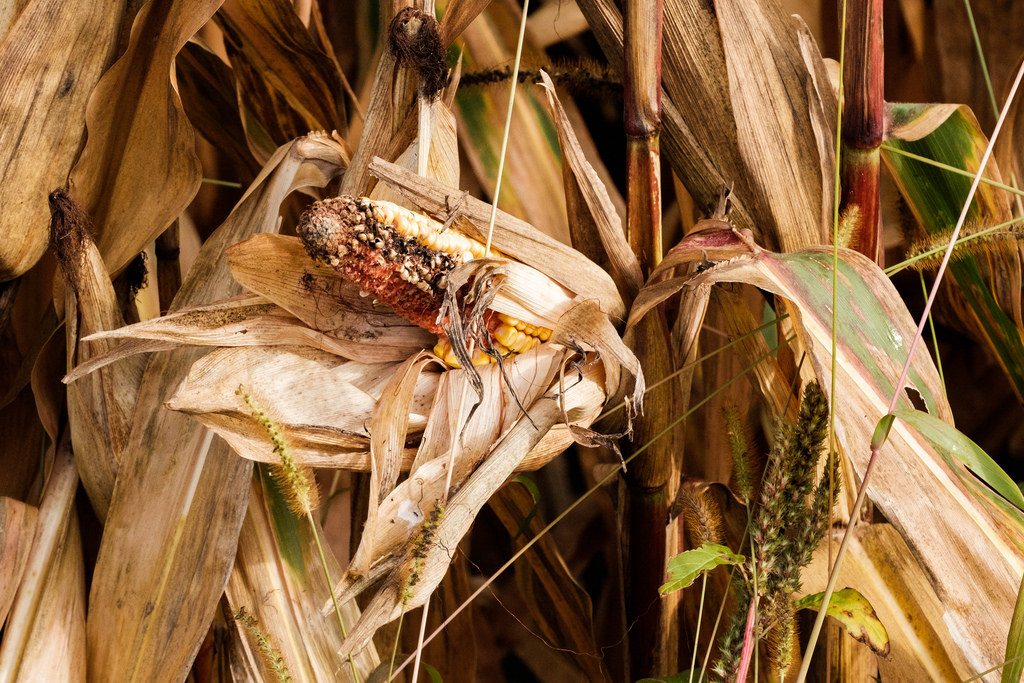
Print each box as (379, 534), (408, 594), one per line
(723, 403), (755, 502)
(233, 607), (292, 682)
(402, 504), (444, 606)
(903, 218), (1024, 270)
(237, 386), (319, 516)
(672, 484), (724, 547)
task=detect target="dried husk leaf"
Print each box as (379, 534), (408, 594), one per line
(368, 157), (627, 321)
(0, 497), (38, 627)
(0, 0), (124, 279)
(68, 0), (220, 278)
(51, 192), (146, 521)
(338, 358), (607, 655)
(70, 292), (424, 369)
(647, 238), (1024, 675)
(330, 347), (607, 606)
(537, 71), (643, 302)
(166, 346), (428, 468)
(0, 443), (85, 682)
(84, 134), (346, 681)
(225, 476), (377, 682)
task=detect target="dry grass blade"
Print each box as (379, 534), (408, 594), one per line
(83, 134), (346, 681)
(0, 1), (123, 279)
(68, 0), (220, 278)
(0, 498), (38, 628)
(0, 441), (85, 682)
(537, 71), (643, 302)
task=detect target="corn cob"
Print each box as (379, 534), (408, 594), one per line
(298, 196), (551, 366)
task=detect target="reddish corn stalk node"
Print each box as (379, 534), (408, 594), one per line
(840, 0), (884, 265)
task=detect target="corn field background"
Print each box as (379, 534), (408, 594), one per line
(3, 0), (1024, 681)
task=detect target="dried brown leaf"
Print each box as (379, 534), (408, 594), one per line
(537, 71), (643, 302)
(0, 1), (124, 279)
(0, 443), (85, 682)
(69, 0), (221, 278)
(0, 497), (38, 627)
(216, 0), (348, 155)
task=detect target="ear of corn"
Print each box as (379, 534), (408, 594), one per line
(299, 196), (552, 367)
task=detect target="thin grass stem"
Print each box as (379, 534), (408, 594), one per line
(688, 573), (707, 683)
(307, 513), (360, 683)
(962, 0), (999, 120)
(920, 271), (946, 391)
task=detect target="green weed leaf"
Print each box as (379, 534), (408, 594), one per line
(796, 588), (890, 656)
(659, 543), (743, 594)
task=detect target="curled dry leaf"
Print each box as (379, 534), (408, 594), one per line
(69, 0), (223, 279)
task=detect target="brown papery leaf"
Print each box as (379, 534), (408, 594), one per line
(69, 0), (220, 278)
(0, 443), (85, 682)
(0, 1), (124, 279)
(537, 71), (643, 303)
(216, 0), (348, 155)
(579, 0), (835, 252)
(338, 359), (607, 655)
(166, 345), (429, 468)
(0, 497), (38, 627)
(84, 134), (346, 681)
(50, 189), (146, 520)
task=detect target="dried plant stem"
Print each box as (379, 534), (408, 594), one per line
(410, 596), (431, 682)
(622, 0), (674, 675)
(839, 0), (884, 264)
(798, 53), (1024, 683)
